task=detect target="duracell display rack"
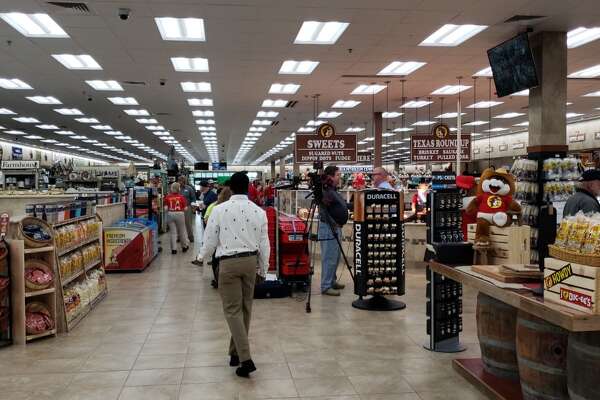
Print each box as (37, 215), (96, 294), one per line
(353, 189), (406, 311)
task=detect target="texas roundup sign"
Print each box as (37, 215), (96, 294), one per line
(295, 123), (357, 163)
(410, 123), (471, 162)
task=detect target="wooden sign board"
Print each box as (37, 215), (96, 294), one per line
(295, 123), (357, 163)
(410, 123), (471, 162)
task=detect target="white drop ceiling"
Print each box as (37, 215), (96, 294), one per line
(0, 0), (599, 164)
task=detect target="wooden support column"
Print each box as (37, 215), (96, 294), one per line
(374, 112), (383, 168)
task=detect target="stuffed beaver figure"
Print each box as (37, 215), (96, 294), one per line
(466, 167), (522, 244)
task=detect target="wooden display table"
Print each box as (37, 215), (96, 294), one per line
(429, 261), (600, 400)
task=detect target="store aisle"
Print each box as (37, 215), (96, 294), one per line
(0, 223), (486, 400)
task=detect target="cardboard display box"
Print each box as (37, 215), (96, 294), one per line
(467, 224), (531, 265)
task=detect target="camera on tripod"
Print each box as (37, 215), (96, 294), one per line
(308, 161), (324, 202)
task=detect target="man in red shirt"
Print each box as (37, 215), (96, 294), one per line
(164, 182), (190, 254)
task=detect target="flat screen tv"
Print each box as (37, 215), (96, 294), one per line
(487, 33), (539, 98)
(194, 162), (209, 170)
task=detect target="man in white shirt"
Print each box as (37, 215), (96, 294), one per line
(199, 172), (269, 378)
(372, 167), (394, 190)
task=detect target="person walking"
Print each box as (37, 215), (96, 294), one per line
(204, 186), (233, 289)
(198, 180), (218, 221)
(178, 175), (197, 243)
(164, 182), (190, 254)
(199, 172), (269, 378)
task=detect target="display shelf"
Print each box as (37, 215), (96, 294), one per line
(57, 236), (100, 257)
(90, 289), (107, 308)
(23, 246), (55, 255)
(84, 259), (102, 272)
(24, 287), (55, 298)
(53, 214), (96, 228)
(66, 305), (90, 330)
(61, 269), (84, 286)
(26, 328), (57, 343)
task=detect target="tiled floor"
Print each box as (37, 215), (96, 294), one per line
(0, 225), (488, 400)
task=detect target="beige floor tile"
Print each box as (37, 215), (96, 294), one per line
(133, 354), (187, 370)
(294, 377), (357, 397)
(69, 371), (129, 388)
(125, 368), (183, 386)
(348, 375), (414, 395)
(402, 372), (469, 393)
(238, 379), (299, 399)
(289, 361), (346, 379)
(185, 352), (229, 368)
(60, 386), (122, 400)
(178, 382), (243, 400)
(182, 366), (236, 384)
(118, 385), (180, 400)
(81, 354), (137, 372)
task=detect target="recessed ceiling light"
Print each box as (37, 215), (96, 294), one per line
(85, 80), (123, 91)
(431, 85), (472, 95)
(41, 139), (58, 143)
(249, 127), (266, 132)
(55, 130), (75, 135)
(181, 81), (212, 92)
(0, 78), (32, 90)
(394, 127), (414, 132)
(192, 110), (214, 117)
(378, 61), (426, 76)
(306, 120), (326, 126)
(27, 96), (61, 104)
(136, 118), (158, 124)
(494, 112), (525, 119)
(318, 111), (342, 118)
(569, 64), (600, 79)
(0, 108), (16, 114)
(566, 112), (584, 118)
(401, 100), (432, 108)
(153, 131), (171, 136)
(464, 120), (488, 126)
(351, 84), (387, 95)
(420, 24), (488, 46)
(36, 124), (59, 130)
(279, 60), (319, 75)
(412, 121), (436, 126)
(583, 90), (600, 97)
(473, 67), (493, 77)
(5, 130), (26, 135)
(52, 54), (102, 70)
(91, 125), (112, 130)
(0, 13), (69, 38)
(105, 131), (124, 136)
(567, 27), (600, 48)
(75, 118), (99, 123)
(252, 120), (272, 126)
(146, 125), (166, 130)
(24, 135), (43, 139)
(269, 83), (300, 94)
(485, 127), (509, 132)
(155, 17), (205, 41)
(294, 21), (349, 44)
(332, 100), (361, 108)
(257, 111), (279, 118)
(512, 89), (529, 96)
(262, 99), (288, 108)
(124, 109), (149, 116)
(567, 102), (573, 106)
(108, 97), (138, 105)
(13, 117), (39, 123)
(436, 112), (466, 118)
(195, 119), (215, 125)
(82, 139), (99, 143)
(72, 135), (87, 139)
(188, 98), (213, 106)
(54, 108), (83, 115)
(382, 112), (403, 118)
(345, 127), (365, 132)
(467, 101), (503, 108)
(513, 121), (529, 127)
(171, 57), (209, 72)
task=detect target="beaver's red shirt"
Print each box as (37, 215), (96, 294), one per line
(472, 193), (513, 214)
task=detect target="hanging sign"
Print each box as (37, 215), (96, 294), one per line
(11, 146), (23, 160)
(569, 134), (585, 143)
(295, 123), (357, 163)
(410, 123), (471, 162)
(1, 160), (39, 169)
(357, 152), (372, 163)
(499, 144), (508, 152)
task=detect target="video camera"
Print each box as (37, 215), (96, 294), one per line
(308, 161), (324, 202)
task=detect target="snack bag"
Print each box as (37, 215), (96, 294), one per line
(555, 216), (574, 248)
(565, 212), (590, 251)
(582, 214), (600, 254)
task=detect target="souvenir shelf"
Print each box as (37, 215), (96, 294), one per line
(0, 241), (10, 347)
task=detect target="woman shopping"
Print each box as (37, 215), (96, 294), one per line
(164, 182), (190, 254)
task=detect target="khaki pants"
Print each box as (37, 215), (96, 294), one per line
(184, 208), (195, 242)
(167, 211), (189, 251)
(218, 255), (257, 362)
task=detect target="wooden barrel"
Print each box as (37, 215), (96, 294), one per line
(516, 311), (568, 400)
(476, 293), (519, 380)
(567, 332), (600, 400)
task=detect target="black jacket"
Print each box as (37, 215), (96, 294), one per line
(320, 187), (349, 226)
(563, 188), (600, 216)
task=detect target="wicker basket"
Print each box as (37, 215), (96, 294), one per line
(25, 302), (54, 335)
(18, 217), (52, 248)
(24, 259), (54, 291)
(548, 245), (600, 268)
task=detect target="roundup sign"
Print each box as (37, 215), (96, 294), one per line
(295, 123), (357, 163)
(410, 123), (471, 162)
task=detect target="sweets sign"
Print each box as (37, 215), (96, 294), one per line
(295, 123), (357, 163)
(410, 123), (471, 162)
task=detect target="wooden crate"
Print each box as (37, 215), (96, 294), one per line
(467, 224), (531, 265)
(544, 257), (600, 315)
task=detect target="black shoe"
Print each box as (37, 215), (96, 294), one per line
(189, 238), (194, 243)
(235, 359), (256, 378)
(182, 246), (189, 253)
(229, 355), (239, 367)
(171, 250), (177, 255)
(211, 280), (218, 289)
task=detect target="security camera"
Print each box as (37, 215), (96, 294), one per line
(118, 8), (131, 20)
(159, 79), (166, 86)
(87, 97), (93, 102)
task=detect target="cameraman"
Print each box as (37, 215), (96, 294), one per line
(318, 165), (349, 296)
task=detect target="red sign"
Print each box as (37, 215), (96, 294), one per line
(560, 287), (593, 309)
(295, 123), (357, 163)
(410, 134), (471, 162)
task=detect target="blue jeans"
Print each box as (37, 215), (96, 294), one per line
(319, 221), (341, 292)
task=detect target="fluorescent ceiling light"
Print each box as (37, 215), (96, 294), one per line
(467, 101), (503, 108)
(513, 121), (529, 127)
(54, 130), (75, 135)
(36, 124), (59, 130)
(24, 135), (43, 139)
(257, 111), (279, 118)
(247, 132), (262, 137)
(298, 127), (313, 132)
(566, 112), (584, 118)
(378, 61), (426, 76)
(431, 85), (471, 95)
(105, 131), (124, 136)
(0, 108), (15, 114)
(345, 127), (365, 132)
(393, 127), (414, 132)
(494, 112), (525, 119)
(13, 117), (39, 123)
(91, 125), (112, 130)
(569, 64), (600, 78)
(108, 97), (138, 105)
(306, 120), (326, 126)
(124, 109), (149, 116)
(436, 112), (466, 118)
(252, 120), (272, 126)
(52, 54), (102, 70)
(171, 57), (209, 72)
(420, 24), (488, 46)
(412, 121), (435, 126)
(153, 131), (171, 136)
(5, 130), (26, 135)
(318, 111), (342, 118)
(188, 98), (213, 106)
(567, 102), (573, 106)
(464, 120), (488, 126)
(72, 135), (87, 139)
(82, 139), (98, 143)
(485, 127), (509, 132)
(195, 119), (215, 125)
(473, 67), (493, 77)
(136, 118), (158, 124)
(401, 100), (432, 108)
(513, 89), (529, 96)
(41, 139), (58, 143)
(382, 133), (395, 137)
(155, 17), (205, 41)
(85, 80), (123, 91)
(567, 27), (600, 49)
(332, 100), (360, 108)
(262, 99), (288, 108)
(351, 84), (386, 95)
(269, 83), (300, 94)
(27, 96), (61, 104)
(0, 78), (32, 90)
(146, 125), (166, 130)
(294, 21), (349, 44)
(249, 127), (266, 132)
(181, 81), (211, 92)
(75, 118), (99, 123)
(279, 60), (319, 75)
(192, 110), (214, 117)
(0, 13), (68, 38)
(54, 108), (83, 115)
(382, 112), (403, 118)
(583, 90), (600, 97)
